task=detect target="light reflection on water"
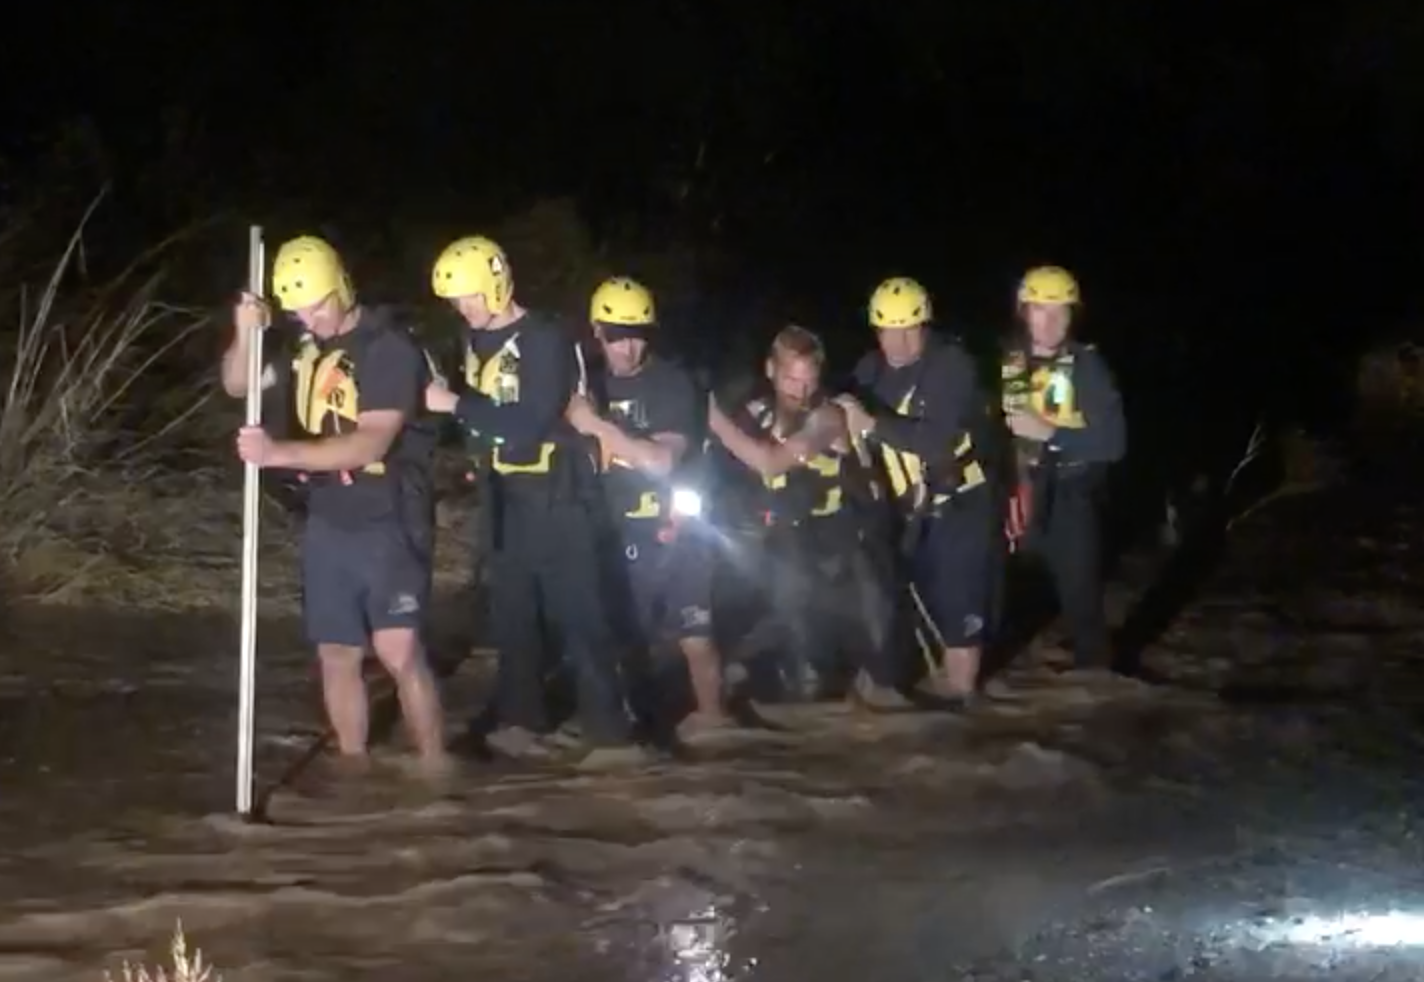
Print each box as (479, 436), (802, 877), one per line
(1246, 908), (1424, 948)
(658, 902), (755, 982)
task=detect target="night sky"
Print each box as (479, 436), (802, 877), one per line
(2, 2), (1421, 428)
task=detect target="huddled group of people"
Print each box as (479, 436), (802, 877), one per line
(221, 234), (1125, 776)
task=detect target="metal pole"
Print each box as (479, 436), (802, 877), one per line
(236, 225), (265, 816)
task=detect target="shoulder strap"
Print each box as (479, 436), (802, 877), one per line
(573, 338), (589, 397)
(899, 344), (937, 415)
(745, 398), (774, 431)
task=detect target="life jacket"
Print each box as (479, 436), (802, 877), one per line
(745, 398), (853, 529)
(1001, 342), (1089, 464)
(863, 338), (990, 510)
(461, 314), (590, 480)
(1001, 341), (1093, 548)
(289, 308), (435, 488)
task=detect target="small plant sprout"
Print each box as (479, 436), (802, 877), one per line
(104, 921), (220, 982)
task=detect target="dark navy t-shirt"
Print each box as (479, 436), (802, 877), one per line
(599, 356), (700, 520)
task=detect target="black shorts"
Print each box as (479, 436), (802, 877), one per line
(614, 522), (714, 646)
(909, 484), (995, 647)
(300, 515), (432, 647)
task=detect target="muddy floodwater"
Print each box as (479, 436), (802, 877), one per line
(3, 487), (1424, 981)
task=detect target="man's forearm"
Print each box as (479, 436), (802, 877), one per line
(712, 423), (807, 479)
(279, 430), (391, 472)
(758, 441), (808, 479)
(595, 420), (677, 476)
(710, 405), (839, 478)
(220, 333), (251, 398)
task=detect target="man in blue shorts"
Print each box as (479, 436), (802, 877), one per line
(223, 235), (448, 775)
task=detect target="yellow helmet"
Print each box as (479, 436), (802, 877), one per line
(431, 235), (513, 313)
(271, 236), (353, 311)
(1017, 265), (1080, 305)
(589, 276), (656, 326)
(869, 277), (932, 329)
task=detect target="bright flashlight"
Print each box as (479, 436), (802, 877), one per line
(672, 487), (703, 518)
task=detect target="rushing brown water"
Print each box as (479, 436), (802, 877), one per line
(3, 490), (1424, 981)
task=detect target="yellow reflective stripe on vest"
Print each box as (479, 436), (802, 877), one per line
(625, 490), (662, 519)
(603, 454), (664, 519)
(489, 443), (557, 474)
(878, 387), (983, 500)
(804, 453), (845, 516)
(762, 438), (845, 518)
(465, 334), (559, 474)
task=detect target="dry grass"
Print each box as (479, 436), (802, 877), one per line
(1353, 340), (1424, 442)
(1163, 420), (1340, 545)
(104, 922), (219, 982)
(1346, 339), (1424, 470)
(1222, 420), (1340, 532)
(9, 468), (296, 610)
(5, 468), (477, 612)
(0, 196), (243, 608)
(1277, 425), (1342, 490)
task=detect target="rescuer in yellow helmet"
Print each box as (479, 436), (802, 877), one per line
(221, 235), (449, 777)
(423, 236), (644, 768)
(563, 276), (736, 744)
(834, 276), (998, 708)
(997, 265), (1125, 674)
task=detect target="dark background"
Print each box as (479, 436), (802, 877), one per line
(1, 1), (1421, 533)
